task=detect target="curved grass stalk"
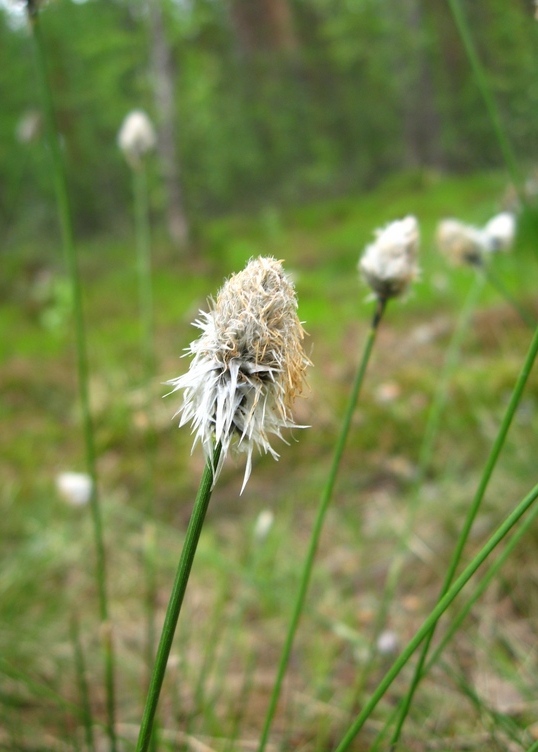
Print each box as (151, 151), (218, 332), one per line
(333, 481), (538, 752)
(27, 5), (116, 749)
(256, 297), (387, 752)
(136, 442), (222, 752)
(388, 322), (538, 747)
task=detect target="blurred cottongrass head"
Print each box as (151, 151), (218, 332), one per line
(253, 509), (275, 544)
(437, 213), (516, 267)
(167, 256), (311, 491)
(359, 216), (420, 301)
(117, 109), (156, 169)
(483, 211), (516, 253)
(436, 218), (487, 266)
(55, 471), (92, 507)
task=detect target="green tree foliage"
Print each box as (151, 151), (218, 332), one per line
(1, 0), (538, 241)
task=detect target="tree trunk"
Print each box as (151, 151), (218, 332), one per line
(229, 0), (298, 56)
(148, 0), (189, 249)
(395, 0), (444, 169)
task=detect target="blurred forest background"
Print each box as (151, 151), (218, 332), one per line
(2, 0), (538, 248)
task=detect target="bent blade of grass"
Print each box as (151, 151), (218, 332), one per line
(333, 481), (538, 752)
(369, 500), (538, 749)
(257, 297), (387, 752)
(425, 500), (538, 677)
(390, 322), (538, 747)
(27, 5), (116, 749)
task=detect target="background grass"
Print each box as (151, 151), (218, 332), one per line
(1, 169), (538, 750)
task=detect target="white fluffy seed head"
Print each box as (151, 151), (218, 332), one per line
(359, 216), (420, 300)
(483, 212), (516, 253)
(436, 218), (489, 266)
(167, 257), (311, 492)
(117, 109), (156, 168)
(56, 471), (92, 507)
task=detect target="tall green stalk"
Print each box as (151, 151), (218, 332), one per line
(333, 481), (538, 752)
(136, 442), (222, 752)
(389, 322), (538, 747)
(27, 5), (116, 750)
(132, 163), (158, 692)
(425, 501), (538, 677)
(481, 261), (536, 329)
(257, 297), (387, 752)
(447, 0), (522, 195)
(70, 614), (95, 752)
(369, 485), (538, 751)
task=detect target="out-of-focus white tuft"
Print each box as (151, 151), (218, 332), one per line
(117, 109), (156, 168)
(56, 471), (92, 507)
(359, 216), (420, 300)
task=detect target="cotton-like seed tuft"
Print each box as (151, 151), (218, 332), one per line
(483, 212), (516, 253)
(117, 109), (156, 168)
(436, 218), (489, 266)
(56, 471), (92, 507)
(167, 257), (311, 492)
(359, 216), (420, 300)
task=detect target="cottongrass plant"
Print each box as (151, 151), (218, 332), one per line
(437, 214), (535, 327)
(351, 266), (487, 718)
(167, 256), (311, 492)
(257, 216), (420, 752)
(118, 108), (159, 695)
(117, 110), (157, 171)
(26, 1), (116, 748)
(136, 256), (310, 752)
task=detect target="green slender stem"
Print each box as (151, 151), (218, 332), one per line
(425, 501), (538, 676)
(370, 502), (538, 751)
(353, 273), (484, 709)
(136, 442), (222, 752)
(70, 614), (96, 752)
(132, 163), (158, 706)
(333, 481), (538, 752)
(27, 7), (116, 750)
(257, 297), (387, 752)
(481, 262), (536, 329)
(389, 322), (538, 748)
(133, 164), (155, 388)
(447, 0), (521, 194)
(527, 740), (538, 752)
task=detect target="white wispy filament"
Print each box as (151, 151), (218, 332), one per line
(167, 257), (311, 492)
